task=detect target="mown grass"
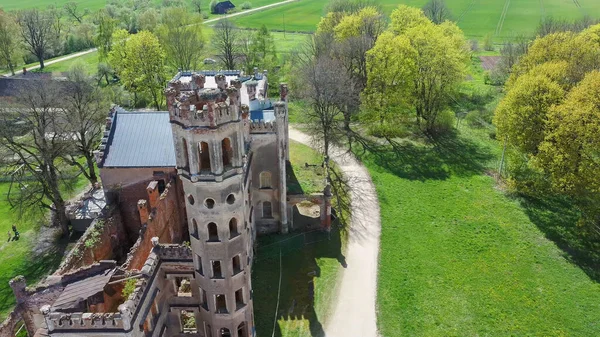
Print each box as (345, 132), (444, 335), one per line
(355, 113), (600, 336)
(0, 173), (90, 321)
(233, 0), (600, 40)
(38, 50), (100, 75)
(287, 140), (326, 195)
(253, 137), (345, 337)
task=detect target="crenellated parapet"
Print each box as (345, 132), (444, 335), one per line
(43, 310), (127, 332)
(166, 71), (244, 129)
(250, 120), (276, 134)
(94, 106), (120, 167)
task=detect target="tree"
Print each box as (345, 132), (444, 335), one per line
(422, 0), (452, 24)
(192, 0), (203, 13)
(63, 2), (89, 24)
(94, 9), (116, 60)
(157, 7), (204, 70)
(298, 54), (354, 158)
(364, 7), (469, 135)
(61, 62), (109, 185)
(17, 9), (58, 70)
(0, 10), (22, 76)
(0, 80), (72, 236)
(212, 20), (239, 69)
(138, 8), (159, 32)
(210, 0), (218, 14)
(108, 30), (167, 109)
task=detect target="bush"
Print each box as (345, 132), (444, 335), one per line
(241, 1), (252, 9)
(431, 110), (455, 135)
(202, 12), (209, 19)
(483, 34), (494, 51)
(210, 0), (218, 13)
(470, 39), (479, 52)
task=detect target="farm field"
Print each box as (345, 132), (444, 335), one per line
(233, 0), (600, 39)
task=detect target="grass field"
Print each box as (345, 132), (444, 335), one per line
(0, 174), (90, 321)
(253, 141), (344, 337)
(233, 0), (600, 40)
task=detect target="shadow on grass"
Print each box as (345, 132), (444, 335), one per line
(356, 131), (494, 181)
(519, 193), (600, 282)
(0, 228), (72, 318)
(286, 161), (304, 195)
(252, 227), (345, 337)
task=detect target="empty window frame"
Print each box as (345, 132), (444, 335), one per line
(259, 171), (272, 189)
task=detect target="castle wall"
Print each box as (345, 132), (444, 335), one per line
(123, 178), (188, 271)
(55, 206), (126, 275)
(100, 167), (178, 244)
(249, 134), (281, 234)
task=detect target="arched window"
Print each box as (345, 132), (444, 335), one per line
(199, 141), (211, 172)
(262, 201), (272, 218)
(222, 138), (233, 167)
(182, 138), (190, 171)
(259, 171), (272, 189)
(207, 222), (219, 242)
(237, 322), (248, 337)
(229, 218), (239, 238)
(219, 328), (231, 337)
(192, 219), (199, 239)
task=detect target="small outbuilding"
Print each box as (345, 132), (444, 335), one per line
(212, 0), (235, 14)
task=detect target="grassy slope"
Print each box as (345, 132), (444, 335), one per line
(0, 175), (90, 320)
(360, 54), (600, 335)
(253, 140), (344, 337)
(36, 50), (100, 74)
(233, 0), (600, 39)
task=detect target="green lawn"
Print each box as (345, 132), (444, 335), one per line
(287, 140), (326, 195)
(357, 121), (600, 335)
(233, 0), (600, 40)
(0, 174), (90, 321)
(36, 50), (100, 75)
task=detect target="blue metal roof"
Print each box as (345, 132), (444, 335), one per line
(102, 111), (176, 168)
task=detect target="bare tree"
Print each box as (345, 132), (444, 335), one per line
(0, 80), (73, 236)
(61, 63), (109, 185)
(63, 2), (89, 24)
(212, 19), (239, 69)
(298, 54), (353, 158)
(191, 0), (203, 13)
(422, 0), (452, 24)
(157, 7), (205, 71)
(17, 9), (57, 70)
(0, 10), (22, 76)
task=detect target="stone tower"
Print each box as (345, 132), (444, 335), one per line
(166, 71), (254, 337)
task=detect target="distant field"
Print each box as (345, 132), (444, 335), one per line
(233, 0), (600, 40)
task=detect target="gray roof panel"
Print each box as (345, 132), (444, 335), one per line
(102, 111), (176, 168)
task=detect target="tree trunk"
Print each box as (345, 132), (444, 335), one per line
(54, 200), (70, 237)
(8, 62), (15, 76)
(86, 155), (98, 185)
(39, 57), (45, 70)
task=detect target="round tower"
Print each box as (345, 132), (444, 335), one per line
(166, 72), (253, 337)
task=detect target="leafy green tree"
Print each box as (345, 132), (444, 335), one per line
(108, 30), (166, 109)
(138, 8), (159, 32)
(94, 9), (117, 60)
(157, 7), (204, 70)
(363, 6), (469, 135)
(0, 10), (22, 75)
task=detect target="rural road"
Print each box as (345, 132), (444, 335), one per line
(289, 127), (381, 337)
(2, 48), (97, 77)
(2, 0), (298, 77)
(204, 0), (298, 24)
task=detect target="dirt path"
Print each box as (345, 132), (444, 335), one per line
(204, 0), (299, 24)
(289, 127), (380, 337)
(2, 48), (97, 77)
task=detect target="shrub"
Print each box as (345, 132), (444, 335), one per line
(483, 34), (494, 51)
(122, 278), (137, 300)
(470, 39), (479, 52)
(241, 2), (252, 9)
(202, 12), (209, 19)
(431, 110), (455, 135)
(210, 0), (218, 13)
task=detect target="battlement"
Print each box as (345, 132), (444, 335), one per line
(44, 311), (126, 331)
(250, 120), (276, 133)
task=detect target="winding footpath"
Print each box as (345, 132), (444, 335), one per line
(289, 127), (381, 337)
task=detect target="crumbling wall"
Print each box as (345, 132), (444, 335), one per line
(0, 261), (116, 337)
(54, 206), (127, 275)
(123, 178), (187, 271)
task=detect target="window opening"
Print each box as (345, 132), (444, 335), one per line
(229, 218), (239, 238)
(262, 201), (272, 218)
(212, 260), (223, 279)
(259, 171), (272, 189)
(208, 222), (219, 241)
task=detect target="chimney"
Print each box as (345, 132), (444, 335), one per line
(137, 199), (149, 224)
(215, 74), (227, 90)
(192, 73), (206, 90)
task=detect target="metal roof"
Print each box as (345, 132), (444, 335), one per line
(52, 268), (115, 311)
(102, 111), (176, 168)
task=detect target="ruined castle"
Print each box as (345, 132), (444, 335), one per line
(0, 70), (332, 337)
